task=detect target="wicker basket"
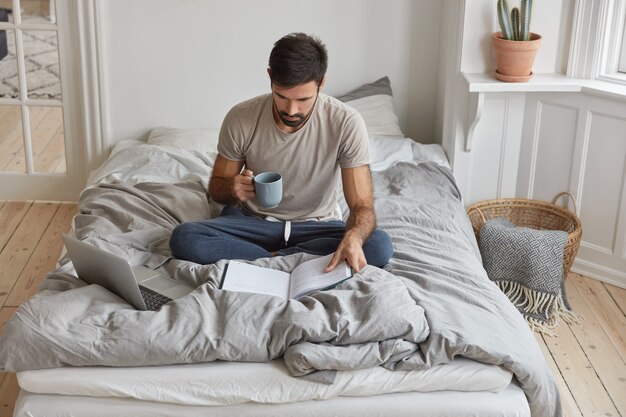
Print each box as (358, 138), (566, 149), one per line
(467, 192), (582, 278)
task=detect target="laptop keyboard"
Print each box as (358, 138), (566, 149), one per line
(139, 285), (173, 311)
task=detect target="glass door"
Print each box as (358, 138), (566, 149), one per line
(0, 0), (84, 200)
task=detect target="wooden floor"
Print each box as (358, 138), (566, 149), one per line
(0, 106), (66, 174)
(0, 201), (624, 417)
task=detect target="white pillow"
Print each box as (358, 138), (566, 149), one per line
(336, 77), (404, 137)
(368, 136), (451, 171)
(412, 142), (450, 169)
(368, 136), (415, 171)
(147, 127), (219, 153)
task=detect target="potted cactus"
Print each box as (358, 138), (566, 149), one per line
(492, 0), (541, 82)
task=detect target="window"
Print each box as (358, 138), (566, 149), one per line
(617, 14), (626, 74)
(569, 0), (626, 84)
(598, 0), (626, 82)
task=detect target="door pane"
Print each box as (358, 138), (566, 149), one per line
(19, 0), (57, 24)
(23, 30), (60, 99)
(0, 106), (26, 173)
(0, 29), (19, 98)
(30, 106), (65, 173)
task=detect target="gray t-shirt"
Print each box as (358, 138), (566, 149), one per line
(217, 93), (370, 221)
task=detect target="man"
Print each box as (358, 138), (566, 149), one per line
(170, 33), (393, 272)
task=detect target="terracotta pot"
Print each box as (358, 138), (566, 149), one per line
(492, 32), (541, 82)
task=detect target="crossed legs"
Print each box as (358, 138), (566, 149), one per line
(169, 206), (393, 267)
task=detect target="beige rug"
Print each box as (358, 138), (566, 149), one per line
(0, 12), (61, 100)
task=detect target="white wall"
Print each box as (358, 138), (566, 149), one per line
(98, 0), (442, 145)
(460, 0), (574, 73)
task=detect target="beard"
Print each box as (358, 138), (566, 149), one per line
(278, 111), (307, 127)
(273, 93), (318, 128)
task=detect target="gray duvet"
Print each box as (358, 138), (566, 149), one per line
(0, 161), (561, 417)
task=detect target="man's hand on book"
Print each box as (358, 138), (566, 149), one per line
(325, 233), (366, 273)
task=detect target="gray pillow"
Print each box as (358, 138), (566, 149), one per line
(335, 76), (394, 102)
(335, 77), (404, 137)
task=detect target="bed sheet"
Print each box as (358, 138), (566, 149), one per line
(85, 134), (449, 189)
(14, 383), (530, 417)
(0, 139), (562, 417)
(17, 358), (512, 406)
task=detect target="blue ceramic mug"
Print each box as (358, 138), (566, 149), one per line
(253, 172), (282, 208)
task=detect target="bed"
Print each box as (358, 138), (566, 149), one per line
(0, 84), (562, 417)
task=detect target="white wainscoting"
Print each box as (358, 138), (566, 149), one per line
(459, 90), (626, 288)
(459, 93), (526, 204)
(520, 93), (626, 287)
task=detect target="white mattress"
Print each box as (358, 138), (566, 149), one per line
(85, 135), (450, 189)
(17, 358), (512, 406)
(15, 383), (530, 417)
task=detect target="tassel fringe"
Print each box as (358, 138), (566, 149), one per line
(496, 280), (583, 337)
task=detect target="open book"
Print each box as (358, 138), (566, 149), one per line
(220, 253), (353, 300)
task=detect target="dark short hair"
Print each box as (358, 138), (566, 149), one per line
(268, 33), (328, 87)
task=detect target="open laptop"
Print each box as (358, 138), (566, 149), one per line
(62, 235), (194, 311)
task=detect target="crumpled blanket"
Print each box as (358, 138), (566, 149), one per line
(0, 160), (562, 417)
(3, 255), (428, 375)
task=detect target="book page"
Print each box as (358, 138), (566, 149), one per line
(289, 253), (353, 299)
(221, 261), (291, 299)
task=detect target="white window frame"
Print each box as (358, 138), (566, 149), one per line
(569, 0), (626, 84)
(598, 0), (626, 80)
(619, 14), (626, 72)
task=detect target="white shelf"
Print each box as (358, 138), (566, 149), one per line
(461, 72), (626, 153)
(463, 72), (584, 93)
(463, 72), (626, 100)
(581, 80), (626, 102)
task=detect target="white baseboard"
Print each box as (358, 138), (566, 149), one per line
(571, 259), (626, 289)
